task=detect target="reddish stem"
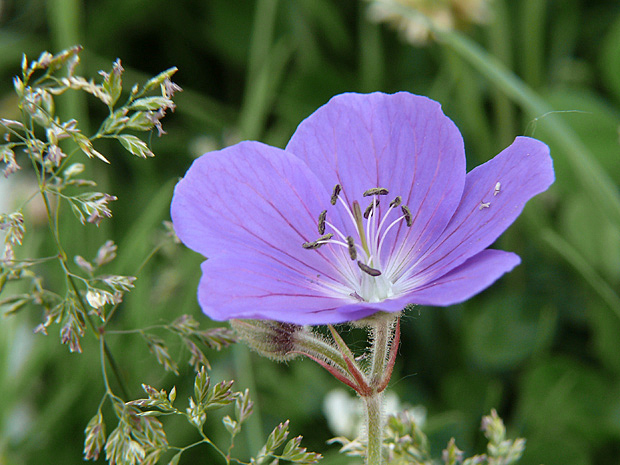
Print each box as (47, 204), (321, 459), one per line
(289, 350), (362, 393)
(342, 351), (372, 396)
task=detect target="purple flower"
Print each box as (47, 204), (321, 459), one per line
(171, 92), (554, 325)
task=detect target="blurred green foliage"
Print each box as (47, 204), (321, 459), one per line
(1, 0), (620, 464)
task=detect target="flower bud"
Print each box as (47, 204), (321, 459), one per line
(230, 319), (306, 362)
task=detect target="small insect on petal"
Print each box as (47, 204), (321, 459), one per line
(349, 291), (364, 302)
(330, 184), (342, 205)
(363, 187), (389, 197)
(318, 210), (327, 235)
(479, 201), (491, 210)
(357, 261), (382, 276)
(494, 182), (501, 196)
(401, 205), (413, 227)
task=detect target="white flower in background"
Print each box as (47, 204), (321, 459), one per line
(323, 389), (361, 438)
(366, 0), (493, 45)
(323, 388), (403, 437)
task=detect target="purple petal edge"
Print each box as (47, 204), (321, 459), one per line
(407, 249), (521, 306)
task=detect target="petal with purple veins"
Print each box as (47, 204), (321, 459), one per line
(172, 141), (327, 258)
(171, 93), (555, 324)
(286, 92), (467, 265)
(407, 249), (521, 306)
(196, 254), (381, 324)
(410, 136), (553, 285)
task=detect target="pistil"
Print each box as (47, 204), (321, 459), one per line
(352, 201), (370, 256)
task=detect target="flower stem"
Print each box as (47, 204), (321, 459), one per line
(369, 318), (390, 385)
(362, 315), (396, 465)
(363, 393), (384, 465)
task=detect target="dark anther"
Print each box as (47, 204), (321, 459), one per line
(363, 199), (380, 219)
(363, 187), (389, 197)
(302, 233), (334, 249)
(389, 196), (402, 208)
(346, 236), (357, 260)
(318, 210), (327, 235)
(357, 261), (382, 276)
(330, 184), (342, 205)
(401, 205), (413, 227)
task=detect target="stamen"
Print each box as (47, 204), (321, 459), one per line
(330, 184), (342, 205)
(302, 233), (334, 249)
(363, 187), (389, 197)
(318, 209), (327, 235)
(389, 196), (402, 208)
(346, 236), (357, 260)
(401, 205), (413, 227)
(363, 199), (380, 219)
(308, 183), (409, 303)
(357, 261), (382, 276)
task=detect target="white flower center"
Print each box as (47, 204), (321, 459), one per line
(303, 185), (414, 303)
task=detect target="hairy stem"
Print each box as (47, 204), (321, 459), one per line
(362, 315), (396, 465)
(369, 318), (391, 385)
(363, 393), (384, 465)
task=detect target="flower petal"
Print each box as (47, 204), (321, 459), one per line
(286, 92), (467, 263)
(171, 141), (327, 258)
(171, 141), (382, 323)
(411, 136), (553, 284)
(196, 254), (381, 324)
(407, 249), (521, 306)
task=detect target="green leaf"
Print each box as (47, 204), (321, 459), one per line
(102, 59), (123, 107)
(193, 366), (210, 404)
(222, 415), (239, 435)
(143, 334), (179, 375)
(143, 67), (178, 92)
(117, 134), (154, 158)
(83, 411), (106, 461)
(74, 133), (109, 163)
(125, 112), (154, 132)
(235, 389), (253, 424)
(205, 380), (235, 410)
(280, 435), (321, 463)
(168, 451), (182, 465)
(265, 420), (289, 453)
(129, 97), (171, 111)
(101, 108), (130, 134)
